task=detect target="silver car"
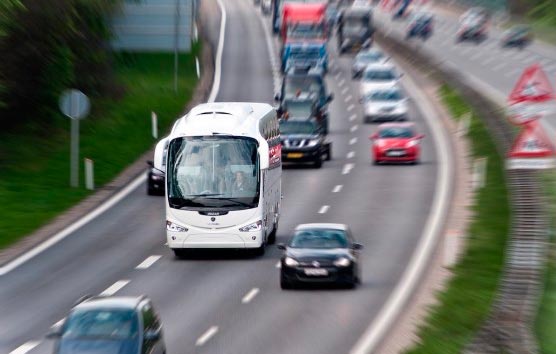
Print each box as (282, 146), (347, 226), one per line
(352, 49), (388, 78)
(360, 86), (409, 123)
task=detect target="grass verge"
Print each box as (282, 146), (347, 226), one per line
(0, 46), (199, 248)
(536, 171), (556, 354)
(404, 85), (510, 354)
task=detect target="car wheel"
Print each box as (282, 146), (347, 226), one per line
(280, 274), (294, 289)
(314, 156), (323, 168)
(412, 158), (420, 165)
(326, 147), (332, 161)
(373, 159), (381, 165)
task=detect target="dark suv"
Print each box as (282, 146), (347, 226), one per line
(279, 97), (329, 134)
(280, 119), (331, 168)
(275, 66), (333, 113)
(47, 295), (166, 354)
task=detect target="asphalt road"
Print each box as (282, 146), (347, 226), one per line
(0, 1), (442, 354)
(374, 3), (556, 136)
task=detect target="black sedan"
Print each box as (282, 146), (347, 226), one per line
(46, 295), (166, 354)
(147, 160), (165, 196)
(278, 223), (363, 289)
(501, 25), (533, 49)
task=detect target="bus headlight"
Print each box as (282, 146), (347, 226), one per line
(239, 220), (262, 232)
(166, 220), (188, 232)
(284, 257), (299, 267)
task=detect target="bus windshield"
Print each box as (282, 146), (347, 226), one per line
(167, 136), (260, 210)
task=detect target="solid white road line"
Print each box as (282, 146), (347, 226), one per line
(100, 280), (130, 297)
(135, 255), (162, 270)
(10, 341), (41, 354)
(196, 326), (219, 346)
(207, 0), (226, 103)
(350, 51), (452, 354)
(241, 288), (260, 304)
(0, 0), (229, 277)
(349, 114), (357, 121)
(350, 125), (359, 133)
(342, 163), (355, 175)
(349, 137), (358, 145)
(347, 151), (355, 159)
(318, 205), (330, 214)
(332, 185), (343, 193)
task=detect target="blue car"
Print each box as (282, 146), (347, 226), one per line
(281, 42), (328, 74)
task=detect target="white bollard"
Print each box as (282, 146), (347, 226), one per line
(151, 112), (158, 139)
(84, 158), (94, 190)
(472, 157), (488, 190)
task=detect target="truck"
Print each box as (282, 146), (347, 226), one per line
(281, 42), (328, 74)
(280, 2), (327, 44)
(337, 5), (374, 54)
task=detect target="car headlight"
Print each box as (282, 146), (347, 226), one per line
(406, 139), (419, 148)
(374, 139), (385, 147)
(284, 257), (299, 267)
(239, 220), (262, 232)
(166, 220), (188, 232)
(151, 175), (164, 181)
(306, 139), (320, 147)
(333, 257), (351, 267)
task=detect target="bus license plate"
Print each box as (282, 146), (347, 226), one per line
(304, 268), (328, 276)
(287, 153), (303, 158)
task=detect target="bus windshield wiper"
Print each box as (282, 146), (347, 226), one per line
(213, 197), (254, 208)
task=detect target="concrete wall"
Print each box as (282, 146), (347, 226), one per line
(111, 0), (195, 52)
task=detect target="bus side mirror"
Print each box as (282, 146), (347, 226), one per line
(274, 93), (282, 101)
(154, 137), (169, 172)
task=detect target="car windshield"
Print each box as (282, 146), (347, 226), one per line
(365, 90), (403, 101)
(63, 309), (139, 340)
(285, 101), (313, 118)
(363, 69), (396, 81)
(280, 121), (319, 135)
(379, 127), (414, 138)
(356, 51), (385, 63)
(284, 76), (322, 96)
(289, 229), (349, 249)
(343, 21), (367, 35)
(167, 136), (260, 210)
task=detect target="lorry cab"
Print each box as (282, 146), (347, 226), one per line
(281, 42), (328, 74)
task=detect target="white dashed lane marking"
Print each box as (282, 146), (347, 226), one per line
(349, 137), (358, 145)
(136, 255), (162, 269)
(100, 280), (130, 296)
(241, 288), (260, 304)
(318, 205), (330, 214)
(332, 185), (343, 193)
(9, 341), (40, 354)
(196, 326), (219, 347)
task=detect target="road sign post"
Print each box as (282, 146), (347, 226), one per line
(59, 89), (90, 188)
(151, 111), (158, 139)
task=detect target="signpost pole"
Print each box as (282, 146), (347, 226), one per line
(70, 119), (80, 188)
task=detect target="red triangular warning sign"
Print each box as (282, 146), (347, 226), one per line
(509, 121), (555, 158)
(508, 64), (554, 104)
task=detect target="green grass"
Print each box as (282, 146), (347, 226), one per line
(404, 85), (510, 354)
(536, 171), (556, 354)
(0, 46), (199, 248)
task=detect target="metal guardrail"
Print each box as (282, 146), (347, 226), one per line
(374, 23), (548, 354)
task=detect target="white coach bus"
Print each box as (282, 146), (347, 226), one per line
(154, 103), (282, 257)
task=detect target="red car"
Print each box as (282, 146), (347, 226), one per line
(370, 123), (424, 164)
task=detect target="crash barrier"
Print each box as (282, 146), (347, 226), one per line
(375, 26), (547, 354)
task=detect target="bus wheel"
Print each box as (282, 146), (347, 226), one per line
(253, 244), (266, 257)
(172, 249), (187, 259)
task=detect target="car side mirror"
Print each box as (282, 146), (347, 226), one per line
(398, 73), (404, 79)
(274, 93), (281, 101)
(369, 133), (378, 140)
(144, 328), (161, 341)
(327, 94), (334, 103)
(277, 243), (286, 250)
(417, 134), (425, 139)
(147, 160), (154, 167)
(352, 243), (364, 250)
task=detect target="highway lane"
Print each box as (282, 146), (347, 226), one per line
(1, 1), (445, 354)
(375, 3), (556, 135)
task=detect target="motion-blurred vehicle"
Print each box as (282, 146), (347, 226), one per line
(501, 25), (533, 49)
(325, 3), (341, 36)
(392, 0), (412, 20)
(351, 48), (388, 78)
(253, 0), (261, 5)
(406, 12), (434, 40)
(359, 63), (401, 94)
(280, 96), (329, 134)
(275, 66), (334, 112)
(337, 4), (374, 53)
(261, 0), (272, 15)
(456, 7), (490, 43)
(281, 42), (329, 74)
(360, 86), (409, 122)
(370, 122), (424, 164)
(278, 223), (363, 289)
(47, 295), (166, 354)
(280, 2), (327, 44)
(279, 119), (331, 168)
(147, 161), (165, 196)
